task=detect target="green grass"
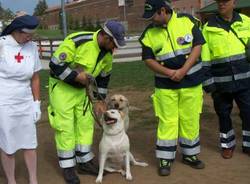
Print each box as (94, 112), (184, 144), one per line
(39, 61), (154, 100)
(109, 61), (154, 89)
(35, 29), (79, 39)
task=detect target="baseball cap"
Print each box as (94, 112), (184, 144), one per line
(103, 20), (126, 48)
(142, 0), (171, 19)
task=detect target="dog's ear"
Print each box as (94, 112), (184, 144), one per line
(119, 110), (125, 120)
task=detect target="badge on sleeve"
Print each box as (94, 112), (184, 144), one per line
(184, 34), (193, 43)
(59, 52), (67, 60)
(177, 37), (185, 45)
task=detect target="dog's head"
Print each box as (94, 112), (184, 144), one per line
(102, 109), (125, 135)
(108, 94), (129, 111)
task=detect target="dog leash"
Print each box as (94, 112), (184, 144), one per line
(83, 75), (106, 128)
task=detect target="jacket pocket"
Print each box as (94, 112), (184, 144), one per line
(48, 106), (62, 131)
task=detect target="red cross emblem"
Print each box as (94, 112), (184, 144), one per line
(15, 52), (24, 63)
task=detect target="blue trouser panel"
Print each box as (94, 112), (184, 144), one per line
(212, 88), (250, 151)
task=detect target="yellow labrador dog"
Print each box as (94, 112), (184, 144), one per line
(96, 109), (148, 183)
(107, 94), (129, 131)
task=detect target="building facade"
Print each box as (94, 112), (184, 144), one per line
(40, 0), (220, 33)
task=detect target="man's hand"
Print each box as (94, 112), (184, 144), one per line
(93, 101), (107, 117)
(167, 69), (177, 78)
(75, 71), (90, 85)
(170, 68), (187, 82)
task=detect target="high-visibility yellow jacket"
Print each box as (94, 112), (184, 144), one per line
(139, 11), (206, 89)
(202, 12), (250, 93)
(49, 30), (113, 99)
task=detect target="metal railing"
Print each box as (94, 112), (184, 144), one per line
(35, 37), (142, 63)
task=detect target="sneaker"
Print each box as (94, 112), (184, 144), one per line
(182, 155), (205, 169)
(77, 160), (99, 176)
(63, 167), (80, 184)
(158, 159), (172, 176)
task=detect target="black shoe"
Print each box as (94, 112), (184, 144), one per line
(63, 167), (80, 184)
(182, 155), (205, 169)
(158, 159), (172, 176)
(243, 148), (250, 156)
(77, 160), (99, 176)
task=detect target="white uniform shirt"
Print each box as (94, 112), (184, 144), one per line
(0, 35), (42, 105)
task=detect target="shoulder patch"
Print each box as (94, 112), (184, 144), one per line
(59, 52), (67, 61)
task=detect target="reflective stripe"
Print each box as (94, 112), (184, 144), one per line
(58, 67), (72, 80)
(76, 152), (94, 163)
(72, 35), (93, 42)
(75, 145), (91, 152)
(57, 150), (75, 158)
(181, 145), (200, 155)
(203, 78), (214, 86)
(51, 56), (60, 64)
(202, 62), (211, 67)
(59, 158), (76, 168)
(243, 130), (250, 136)
(234, 71), (250, 80)
(205, 72), (250, 84)
(212, 53), (246, 65)
(220, 130), (235, 139)
(186, 62), (202, 75)
(156, 47), (192, 61)
(156, 150), (176, 159)
(243, 141), (250, 147)
(98, 88), (108, 94)
(157, 139), (177, 147)
(179, 137), (199, 146)
(221, 140), (236, 148)
(155, 62), (202, 78)
(214, 76), (232, 83)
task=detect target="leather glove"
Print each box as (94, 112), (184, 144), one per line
(33, 100), (41, 123)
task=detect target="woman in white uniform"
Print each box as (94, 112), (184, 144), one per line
(0, 14), (42, 184)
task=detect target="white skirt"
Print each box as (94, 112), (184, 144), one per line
(0, 101), (37, 154)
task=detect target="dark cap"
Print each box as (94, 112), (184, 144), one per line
(1, 15), (39, 36)
(142, 0), (171, 19)
(103, 20), (126, 48)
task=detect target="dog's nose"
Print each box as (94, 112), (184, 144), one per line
(114, 103), (119, 109)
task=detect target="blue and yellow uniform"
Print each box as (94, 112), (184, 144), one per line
(202, 12), (250, 152)
(139, 11), (205, 161)
(48, 30), (112, 169)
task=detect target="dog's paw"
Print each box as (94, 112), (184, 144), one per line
(95, 176), (103, 183)
(126, 173), (133, 181)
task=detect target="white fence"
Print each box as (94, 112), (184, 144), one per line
(35, 37), (142, 63)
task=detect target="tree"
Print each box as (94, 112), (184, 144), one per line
(33, 0), (48, 16)
(0, 2), (14, 21)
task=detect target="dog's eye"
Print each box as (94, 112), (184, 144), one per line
(111, 99), (115, 101)
(111, 111), (115, 114)
(120, 99), (124, 102)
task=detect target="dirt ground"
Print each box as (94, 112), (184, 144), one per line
(0, 89), (249, 184)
